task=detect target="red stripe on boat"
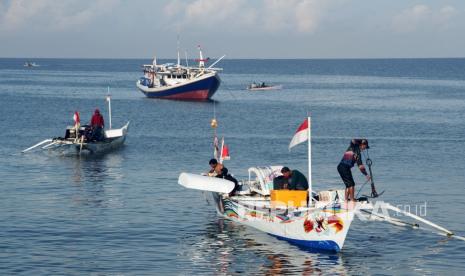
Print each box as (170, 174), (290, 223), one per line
(161, 90), (210, 100)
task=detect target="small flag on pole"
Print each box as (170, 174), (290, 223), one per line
(220, 137), (230, 161)
(73, 111), (80, 127)
(289, 118), (309, 150)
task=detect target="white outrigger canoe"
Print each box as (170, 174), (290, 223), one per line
(22, 93), (129, 155)
(178, 117), (464, 252)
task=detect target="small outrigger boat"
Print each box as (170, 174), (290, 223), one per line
(178, 117), (464, 252)
(22, 94), (129, 155)
(136, 46), (224, 100)
(24, 61), (39, 68)
(247, 82), (282, 91)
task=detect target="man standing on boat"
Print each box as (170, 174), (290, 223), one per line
(337, 139), (371, 201)
(90, 109), (105, 141)
(281, 167), (308, 191)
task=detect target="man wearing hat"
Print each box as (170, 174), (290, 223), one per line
(337, 139), (371, 201)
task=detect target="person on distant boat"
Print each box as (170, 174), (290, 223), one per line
(281, 167), (308, 191)
(90, 109), (105, 141)
(337, 139), (371, 202)
(209, 158), (238, 196)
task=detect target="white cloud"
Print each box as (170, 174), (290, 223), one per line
(163, 0), (183, 18)
(163, 0), (340, 34)
(435, 5), (458, 25)
(0, 0), (120, 32)
(392, 4), (459, 33)
(295, 0), (328, 33)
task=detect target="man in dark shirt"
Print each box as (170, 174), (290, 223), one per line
(208, 159), (238, 196)
(337, 139), (371, 201)
(281, 167), (308, 191)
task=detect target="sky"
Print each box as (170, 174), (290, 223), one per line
(1, 0), (465, 59)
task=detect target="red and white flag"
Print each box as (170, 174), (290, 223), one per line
(73, 111), (80, 127)
(220, 137), (230, 161)
(289, 118), (310, 150)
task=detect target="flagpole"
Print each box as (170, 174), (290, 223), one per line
(107, 86), (112, 130)
(219, 137), (224, 163)
(308, 116), (312, 206)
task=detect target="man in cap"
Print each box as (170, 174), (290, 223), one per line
(337, 139), (371, 201)
(281, 167), (308, 191)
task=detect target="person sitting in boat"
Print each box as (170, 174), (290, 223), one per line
(281, 167), (308, 190)
(209, 158), (238, 196)
(337, 139), (371, 202)
(90, 109), (105, 141)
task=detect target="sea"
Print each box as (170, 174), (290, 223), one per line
(1, 58), (465, 275)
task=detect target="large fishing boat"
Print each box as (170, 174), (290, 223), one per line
(136, 46), (224, 100)
(178, 117), (464, 252)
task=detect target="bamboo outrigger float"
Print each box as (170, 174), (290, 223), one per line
(178, 117), (465, 252)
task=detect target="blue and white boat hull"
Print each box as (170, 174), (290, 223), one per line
(136, 72), (220, 100)
(214, 195), (355, 252)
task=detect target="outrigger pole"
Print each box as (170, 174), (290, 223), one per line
(21, 139), (53, 153)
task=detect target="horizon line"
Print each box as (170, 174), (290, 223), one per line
(2, 56), (465, 60)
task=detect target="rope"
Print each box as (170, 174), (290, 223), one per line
(356, 179), (370, 199)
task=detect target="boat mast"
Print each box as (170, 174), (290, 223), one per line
(308, 116), (312, 206)
(177, 35), (181, 67)
(152, 55), (157, 83)
(107, 87), (112, 130)
(198, 45), (205, 69)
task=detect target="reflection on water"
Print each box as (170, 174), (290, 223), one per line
(62, 152), (125, 209)
(181, 218), (347, 275)
(69, 151), (124, 184)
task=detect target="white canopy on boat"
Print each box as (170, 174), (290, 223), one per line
(247, 166), (283, 196)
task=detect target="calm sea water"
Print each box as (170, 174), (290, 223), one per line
(1, 58), (465, 275)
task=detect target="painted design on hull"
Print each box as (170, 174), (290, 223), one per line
(220, 198), (353, 252)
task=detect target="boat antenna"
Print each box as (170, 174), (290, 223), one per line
(107, 86), (112, 129)
(177, 35), (181, 67)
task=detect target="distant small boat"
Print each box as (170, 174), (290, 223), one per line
(136, 46), (224, 100)
(247, 82), (282, 91)
(24, 62), (39, 67)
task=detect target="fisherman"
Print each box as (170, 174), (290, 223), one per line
(281, 167), (308, 191)
(90, 109), (105, 141)
(337, 139), (371, 201)
(209, 158), (238, 196)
